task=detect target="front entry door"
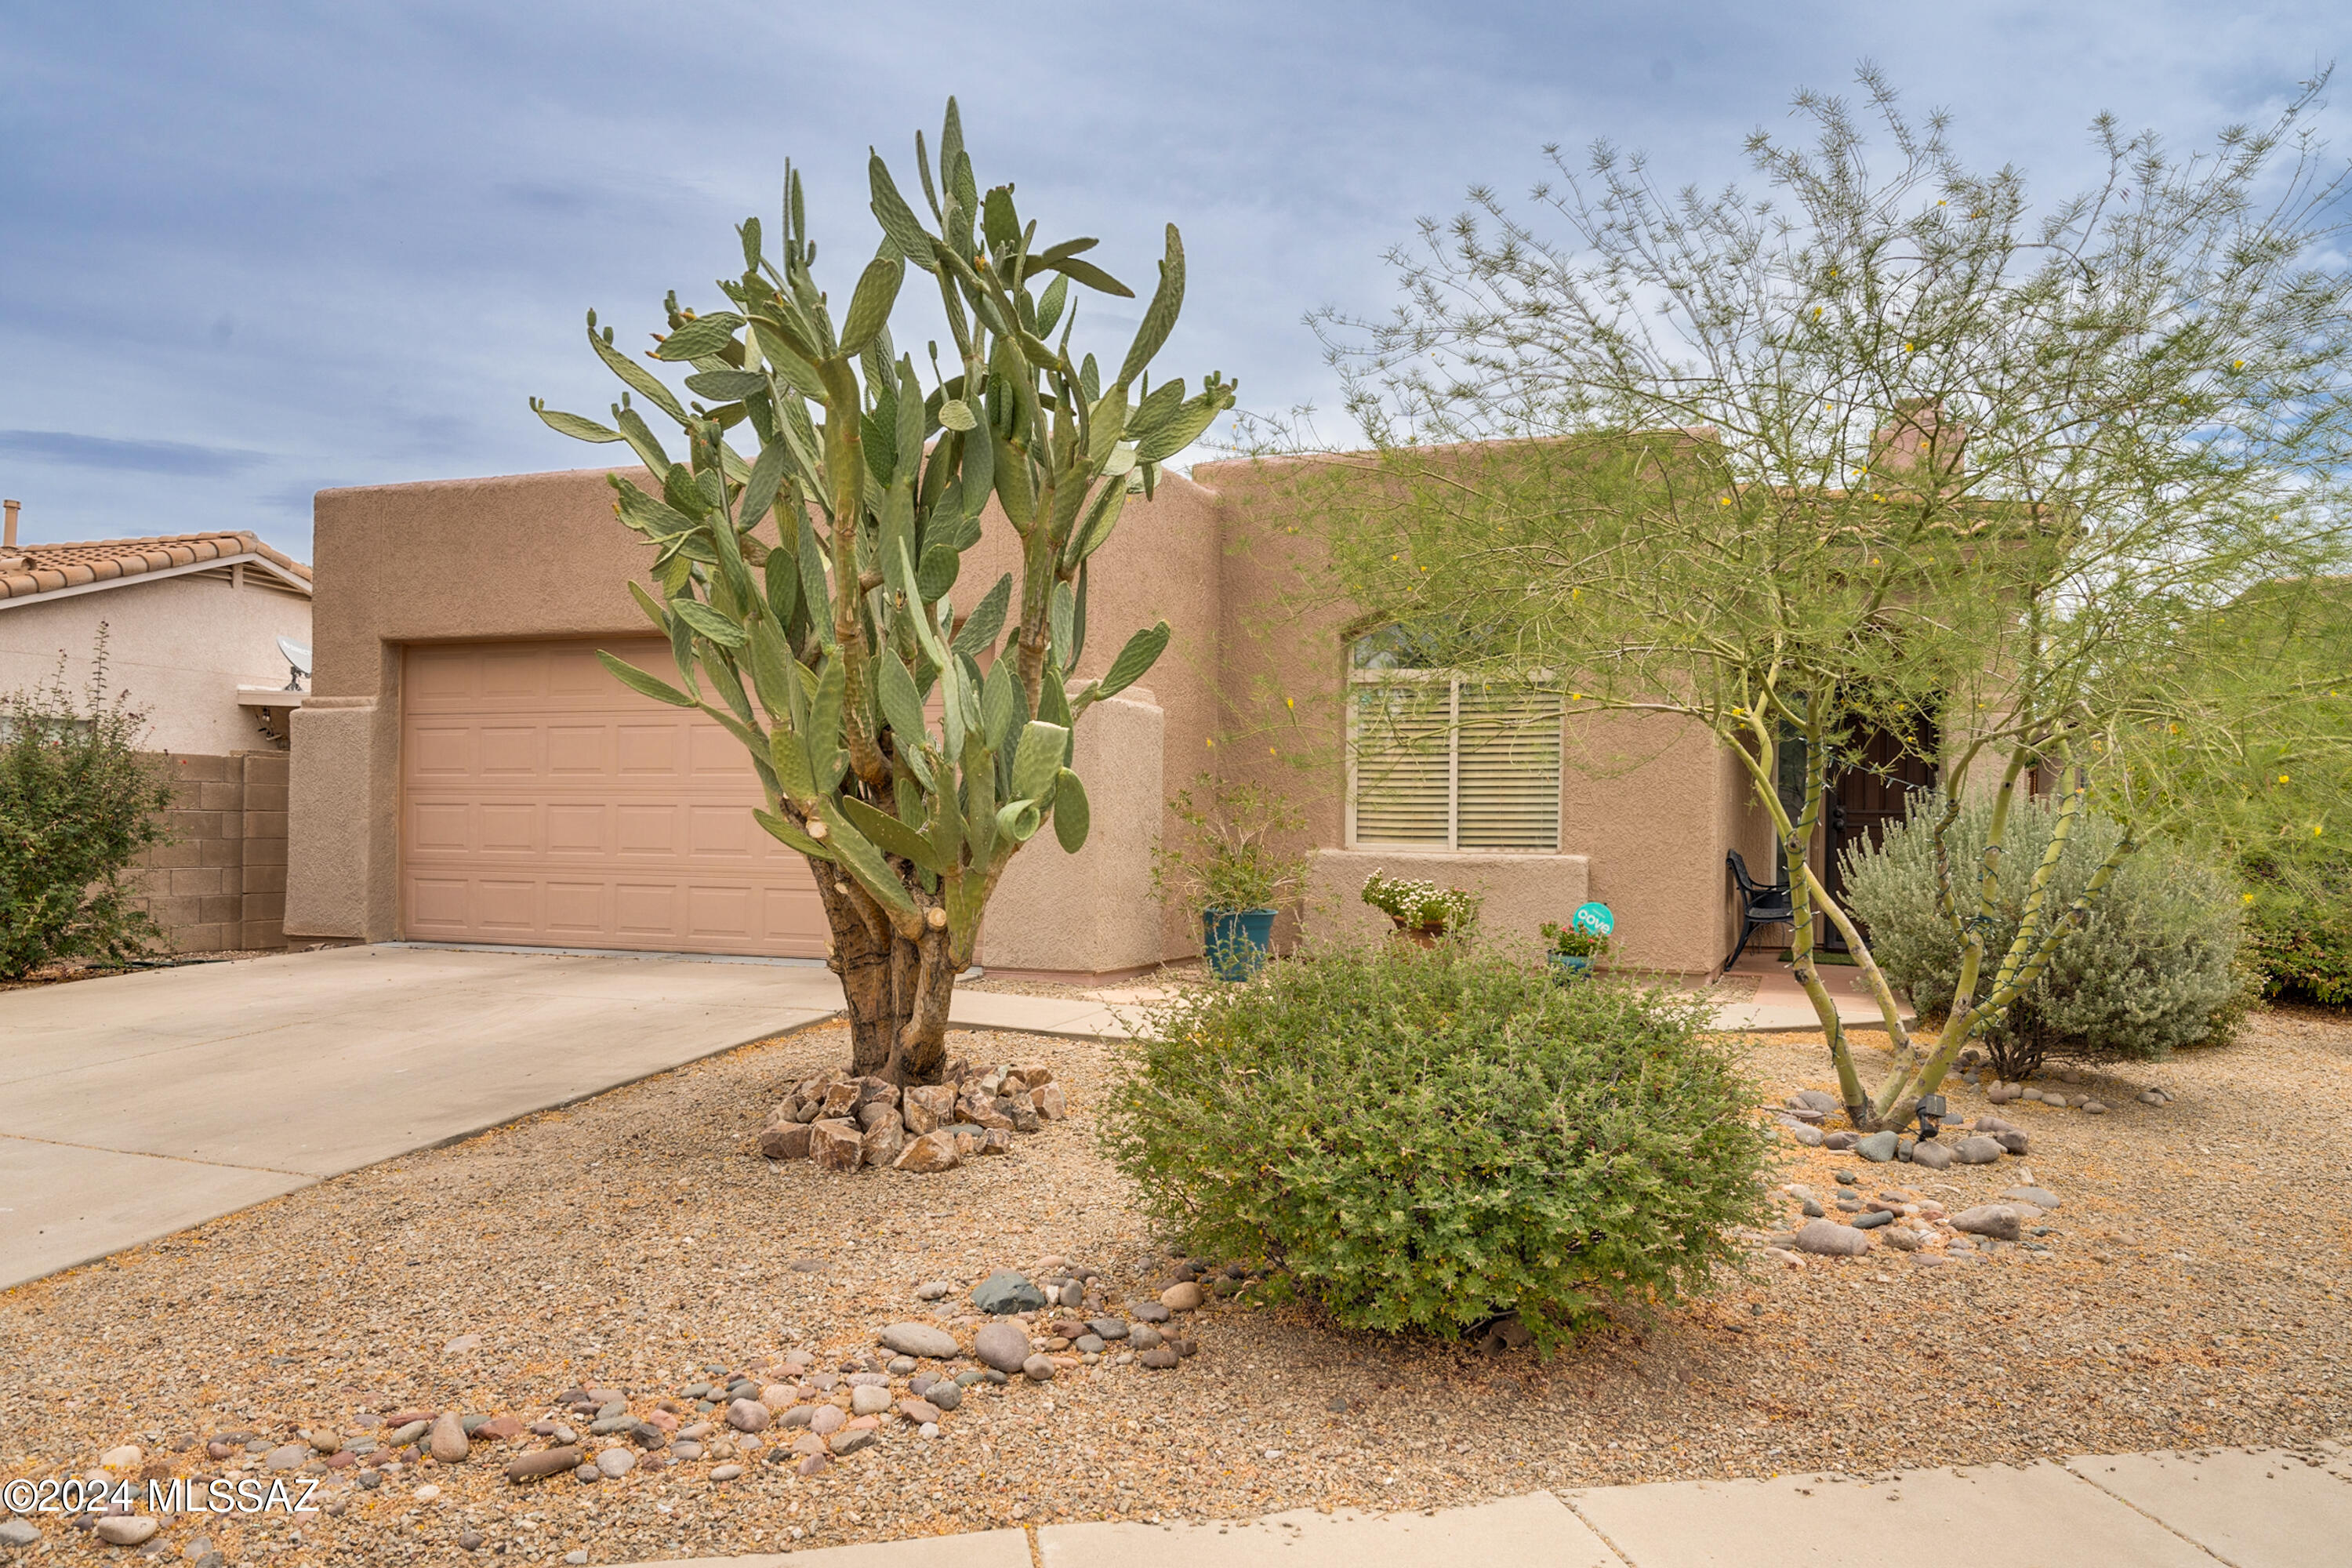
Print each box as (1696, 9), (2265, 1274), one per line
(1820, 722), (1937, 949)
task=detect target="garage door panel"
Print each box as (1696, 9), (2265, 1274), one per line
(401, 638), (827, 958)
(616, 724), (682, 776)
(546, 724), (607, 774)
(477, 803), (540, 854)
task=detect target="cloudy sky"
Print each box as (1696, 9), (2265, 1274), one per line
(2, 1), (2343, 556)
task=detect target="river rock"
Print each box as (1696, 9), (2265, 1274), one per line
(1022, 1355), (1057, 1381)
(971, 1269), (1044, 1313)
(1822, 1131), (1859, 1151)
(1160, 1282), (1204, 1312)
(94, 1517), (159, 1547)
(1954, 1136), (2003, 1164)
(2003, 1185), (2062, 1210)
(506, 1446), (583, 1482)
(1791, 1089), (1841, 1113)
(1907, 1139), (1956, 1171)
(974, 1321), (1032, 1373)
(1795, 1220), (1871, 1256)
(1952, 1205), (2022, 1241)
(427, 1412), (470, 1463)
(878, 1322), (960, 1359)
(1856, 1131), (1899, 1162)
(1994, 1131), (2031, 1155)
(1138, 1346), (1180, 1370)
(726, 1399), (771, 1432)
(595, 1448), (634, 1479)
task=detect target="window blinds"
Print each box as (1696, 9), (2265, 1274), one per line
(1351, 681), (1560, 851)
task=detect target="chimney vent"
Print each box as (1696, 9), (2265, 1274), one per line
(3, 499), (17, 551)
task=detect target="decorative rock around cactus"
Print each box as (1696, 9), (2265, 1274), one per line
(972, 1269), (1047, 1315)
(1855, 1131), (1899, 1162)
(903, 1084), (956, 1134)
(861, 1118), (906, 1167)
(1035, 1083), (1067, 1120)
(893, 1131), (962, 1174)
(811, 1120), (865, 1173)
(1953, 1136), (2003, 1164)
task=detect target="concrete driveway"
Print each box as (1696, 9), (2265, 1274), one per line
(0, 945), (846, 1290)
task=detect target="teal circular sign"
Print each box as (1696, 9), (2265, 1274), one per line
(1572, 902), (1615, 937)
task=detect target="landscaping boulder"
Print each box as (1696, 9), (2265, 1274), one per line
(1953, 1136), (2004, 1165)
(1856, 1131), (1899, 1162)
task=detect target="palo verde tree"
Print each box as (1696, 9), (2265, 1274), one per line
(532, 100), (1234, 1083)
(1285, 69), (2352, 1129)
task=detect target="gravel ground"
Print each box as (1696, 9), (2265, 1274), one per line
(2, 1005), (2347, 1566)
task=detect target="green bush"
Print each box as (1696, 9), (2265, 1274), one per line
(1842, 793), (2249, 1076)
(1102, 945), (1771, 1350)
(0, 637), (172, 978)
(2241, 851), (2352, 1004)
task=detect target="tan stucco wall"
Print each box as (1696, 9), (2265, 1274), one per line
(982, 691), (1163, 975)
(1305, 848), (1590, 964)
(284, 464), (1218, 964)
(0, 571), (312, 756)
(288, 448), (1802, 980)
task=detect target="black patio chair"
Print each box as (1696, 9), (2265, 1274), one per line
(1726, 850), (1795, 971)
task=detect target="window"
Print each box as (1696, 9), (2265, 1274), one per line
(1347, 666), (1563, 851)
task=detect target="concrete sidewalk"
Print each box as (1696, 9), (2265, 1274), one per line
(0, 944), (1158, 1291)
(617, 1446), (2351, 1568)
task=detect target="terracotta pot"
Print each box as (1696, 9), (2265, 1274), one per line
(1388, 919), (1447, 948)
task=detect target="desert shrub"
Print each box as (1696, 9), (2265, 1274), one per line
(0, 636), (172, 978)
(1843, 793), (2249, 1076)
(2241, 851), (2352, 1005)
(1102, 944), (1771, 1350)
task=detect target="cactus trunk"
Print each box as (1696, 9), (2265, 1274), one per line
(816, 866), (956, 1083)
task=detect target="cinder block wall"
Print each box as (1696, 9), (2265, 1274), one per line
(134, 751), (292, 953)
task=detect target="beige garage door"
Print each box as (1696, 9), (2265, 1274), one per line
(401, 638), (826, 957)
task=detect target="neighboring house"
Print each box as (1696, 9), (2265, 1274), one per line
(285, 459), (1815, 982)
(0, 501), (315, 953)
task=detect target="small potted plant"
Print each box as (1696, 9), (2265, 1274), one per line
(1151, 775), (1310, 980)
(1541, 919), (1610, 980)
(1361, 870), (1483, 946)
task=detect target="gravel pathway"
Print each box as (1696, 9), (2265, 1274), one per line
(2, 1006), (2347, 1566)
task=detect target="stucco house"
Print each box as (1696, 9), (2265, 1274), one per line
(0, 500), (314, 952)
(281, 455), (1831, 981)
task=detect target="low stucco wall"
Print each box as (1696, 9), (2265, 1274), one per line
(981, 692), (1163, 977)
(1305, 848), (1591, 963)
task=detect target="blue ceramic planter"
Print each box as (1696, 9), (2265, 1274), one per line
(1202, 907), (1276, 981)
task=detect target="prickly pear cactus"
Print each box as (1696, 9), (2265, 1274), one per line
(532, 100), (1234, 1083)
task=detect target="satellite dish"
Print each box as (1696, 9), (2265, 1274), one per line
(278, 636), (312, 692)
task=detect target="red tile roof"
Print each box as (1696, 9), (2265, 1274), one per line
(0, 531), (312, 602)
